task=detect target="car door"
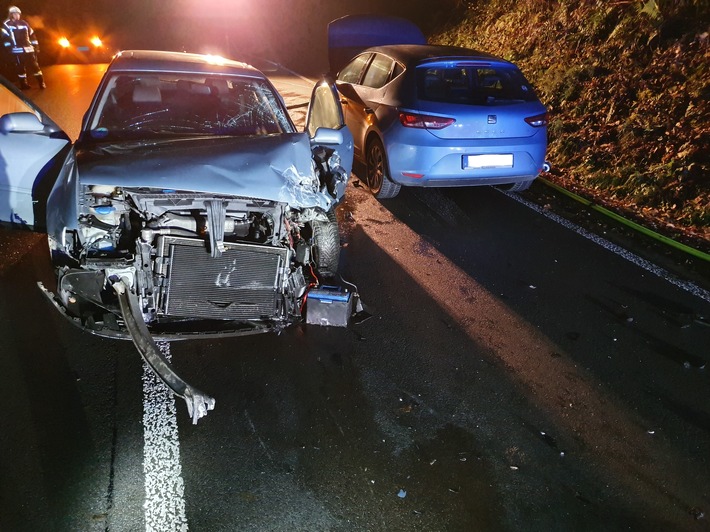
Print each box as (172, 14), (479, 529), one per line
(0, 76), (70, 228)
(305, 78), (354, 203)
(337, 53), (399, 159)
(335, 53), (372, 158)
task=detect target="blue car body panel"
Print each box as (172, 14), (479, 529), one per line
(332, 33), (548, 194)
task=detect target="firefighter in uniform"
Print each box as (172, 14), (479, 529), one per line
(2, 6), (45, 89)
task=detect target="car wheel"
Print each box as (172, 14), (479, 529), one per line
(312, 209), (340, 278)
(366, 138), (401, 199)
(506, 180), (533, 192)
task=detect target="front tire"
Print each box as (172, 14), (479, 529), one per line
(312, 209), (340, 278)
(366, 138), (401, 199)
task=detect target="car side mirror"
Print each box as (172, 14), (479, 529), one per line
(0, 112), (46, 133)
(310, 127), (343, 146)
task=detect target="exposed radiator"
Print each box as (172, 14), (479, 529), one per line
(157, 236), (288, 321)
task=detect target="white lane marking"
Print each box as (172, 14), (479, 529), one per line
(143, 341), (188, 532)
(502, 190), (710, 303)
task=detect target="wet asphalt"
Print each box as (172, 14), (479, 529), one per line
(0, 64), (708, 531)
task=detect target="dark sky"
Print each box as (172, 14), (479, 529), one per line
(12, 0), (452, 73)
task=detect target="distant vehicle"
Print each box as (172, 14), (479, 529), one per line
(36, 28), (115, 63)
(329, 16), (548, 198)
(0, 50), (354, 422)
(54, 33), (113, 62)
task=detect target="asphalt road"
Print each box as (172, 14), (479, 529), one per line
(1, 64), (709, 532)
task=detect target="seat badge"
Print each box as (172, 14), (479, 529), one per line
(487, 115), (497, 124)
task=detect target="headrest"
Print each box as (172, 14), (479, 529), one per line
(132, 84), (162, 103)
(209, 78), (229, 96)
(177, 80), (211, 96)
(481, 76), (501, 89)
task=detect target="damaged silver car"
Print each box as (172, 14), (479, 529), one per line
(0, 50), (354, 422)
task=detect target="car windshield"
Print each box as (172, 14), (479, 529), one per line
(417, 64), (538, 105)
(86, 72), (295, 141)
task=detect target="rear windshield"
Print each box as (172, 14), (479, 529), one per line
(417, 65), (538, 105)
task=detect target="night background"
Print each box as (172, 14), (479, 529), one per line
(14, 0), (450, 74)
(9, 0), (709, 249)
(0, 1), (708, 529)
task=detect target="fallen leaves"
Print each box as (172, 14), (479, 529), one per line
(433, 0), (709, 247)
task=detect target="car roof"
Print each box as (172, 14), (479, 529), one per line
(362, 44), (511, 67)
(107, 50), (267, 78)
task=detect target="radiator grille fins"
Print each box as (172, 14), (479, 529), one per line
(160, 237), (287, 321)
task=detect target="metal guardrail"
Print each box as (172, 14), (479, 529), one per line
(538, 177), (710, 263)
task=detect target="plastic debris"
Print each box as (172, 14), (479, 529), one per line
(398, 489), (407, 498)
(689, 507), (705, 520)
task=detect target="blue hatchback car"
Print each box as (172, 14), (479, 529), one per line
(330, 18), (548, 198)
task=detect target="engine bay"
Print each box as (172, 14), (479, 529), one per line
(51, 185), (339, 334)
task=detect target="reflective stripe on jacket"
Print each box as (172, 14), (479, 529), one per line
(2, 18), (37, 53)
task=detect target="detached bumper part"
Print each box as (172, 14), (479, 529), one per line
(111, 278), (215, 424)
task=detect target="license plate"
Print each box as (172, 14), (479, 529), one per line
(464, 154), (513, 169)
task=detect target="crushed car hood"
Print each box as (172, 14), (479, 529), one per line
(75, 133), (334, 210)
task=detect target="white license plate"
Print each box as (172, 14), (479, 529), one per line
(464, 154), (513, 169)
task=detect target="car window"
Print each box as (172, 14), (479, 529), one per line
(417, 65), (538, 104)
(361, 54), (395, 89)
(392, 62), (405, 80)
(337, 53), (371, 84)
(306, 82), (343, 138)
(85, 73), (295, 141)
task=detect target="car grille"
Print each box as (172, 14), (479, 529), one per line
(158, 236), (288, 321)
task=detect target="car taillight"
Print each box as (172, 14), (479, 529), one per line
(399, 112), (455, 130)
(525, 112), (548, 127)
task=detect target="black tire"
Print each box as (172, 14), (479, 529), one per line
(366, 137), (401, 199)
(312, 209), (340, 277)
(506, 179), (533, 192)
